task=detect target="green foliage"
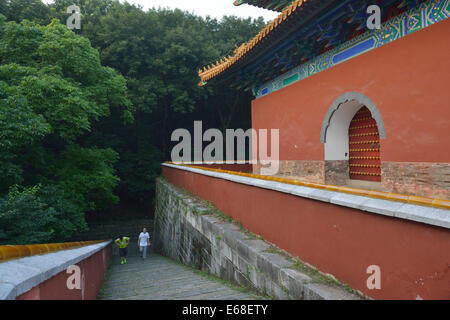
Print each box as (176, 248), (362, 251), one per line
(1, 0), (268, 242)
(0, 16), (130, 243)
(69, 2), (264, 204)
(55, 145), (120, 212)
(0, 184), (87, 244)
(1, 0), (51, 24)
(0, 19), (132, 141)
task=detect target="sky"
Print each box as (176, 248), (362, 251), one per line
(43, 0), (279, 21)
(93, 0), (279, 21)
(126, 0), (278, 21)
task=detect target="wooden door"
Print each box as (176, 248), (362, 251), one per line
(348, 106), (381, 182)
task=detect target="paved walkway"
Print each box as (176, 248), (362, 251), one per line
(98, 250), (261, 300)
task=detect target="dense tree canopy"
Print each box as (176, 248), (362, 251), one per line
(0, 16), (131, 243)
(0, 0), (266, 243)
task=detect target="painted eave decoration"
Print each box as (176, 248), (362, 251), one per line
(198, 0), (428, 90)
(198, 0), (311, 87)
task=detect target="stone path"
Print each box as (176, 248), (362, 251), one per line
(98, 250), (261, 300)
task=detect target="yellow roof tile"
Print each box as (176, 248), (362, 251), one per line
(199, 0), (308, 85)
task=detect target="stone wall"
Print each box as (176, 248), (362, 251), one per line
(0, 241), (111, 300)
(325, 160), (349, 185)
(153, 177), (360, 300)
(254, 160), (325, 183)
(382, 162), (450, 200)
(253, 160), (352, 186)
(252, 160), (449, 199)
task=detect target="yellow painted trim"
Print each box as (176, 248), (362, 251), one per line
(164, 162), (450, 210)
(0, 240), (107, 262)
(432, 199), (450, 210)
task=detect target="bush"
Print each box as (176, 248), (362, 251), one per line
(0, 184), (87, 244)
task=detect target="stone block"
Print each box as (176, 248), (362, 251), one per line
(308, 189), (333, 202)
(395, 204), (450, 228)
(305, 282), (359, 300)
(256, 252), (292, 284)
(382, 162), (450, 200)
(234, 270), (254, 289)
(280, 268), (312, 300)
(240, 239), (271, 266)
(358, 198), (402, 217)
(0, 283), (16, 300)
(289, 185), (315, 198)
(330, 193), (369, 209)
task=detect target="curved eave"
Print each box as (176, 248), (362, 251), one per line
(199, 0), (309, 85)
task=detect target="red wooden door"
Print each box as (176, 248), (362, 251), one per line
(348, 106), (381, 182)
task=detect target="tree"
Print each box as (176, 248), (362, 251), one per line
(0, 17), (132, 243)
(1, 0), (51, 24)
(1, 0), (269, 220)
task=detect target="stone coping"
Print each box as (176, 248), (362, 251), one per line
(0, 240), (106, 262)
(163, 163), (450, 230)
(0, 240), (111, 300)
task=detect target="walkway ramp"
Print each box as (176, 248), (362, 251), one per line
(98, 251), (261, 300)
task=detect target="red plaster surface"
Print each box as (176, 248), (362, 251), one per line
(16, 243), (112, 300)
(163, 166), (450, 300)
(252, 19), (450, 163)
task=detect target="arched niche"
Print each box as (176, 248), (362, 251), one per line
(321, 92), (386, 161)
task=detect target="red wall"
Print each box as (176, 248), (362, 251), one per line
(252, 19), (450, 163)
(163, 166), (450, 300)
(16, 243), (112, 300)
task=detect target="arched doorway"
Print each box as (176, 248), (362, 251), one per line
(321, 92), (385, 186)
(348, 106), (381, 182)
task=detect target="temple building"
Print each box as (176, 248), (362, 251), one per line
(199, 0), (450, 200)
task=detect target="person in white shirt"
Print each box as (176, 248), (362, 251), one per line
(138, 227), (150, 260)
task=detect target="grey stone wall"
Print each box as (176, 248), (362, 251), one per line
(325, 160), (349, 185)
(255, 160), (325, 183)
(153, 177), (361, 300)
(382, 162), (450, 200)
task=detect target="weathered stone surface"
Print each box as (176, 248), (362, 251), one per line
(325, 160), (349, 186)
(98, 253), (258, 300)
(0, 283), (16, 300)
(154, 177), (363, 300)
(330, 193), (369, 209)
(254, 160), (325, 183)
(382, 162), (450, 200)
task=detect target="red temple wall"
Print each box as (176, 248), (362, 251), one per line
(251, 18), (450, 198)
(16, 243), (112, 300)
(162, 165), (450, 300)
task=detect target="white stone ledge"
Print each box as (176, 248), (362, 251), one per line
(163, 163), (450, 230)
(0, 240), (111, 300)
